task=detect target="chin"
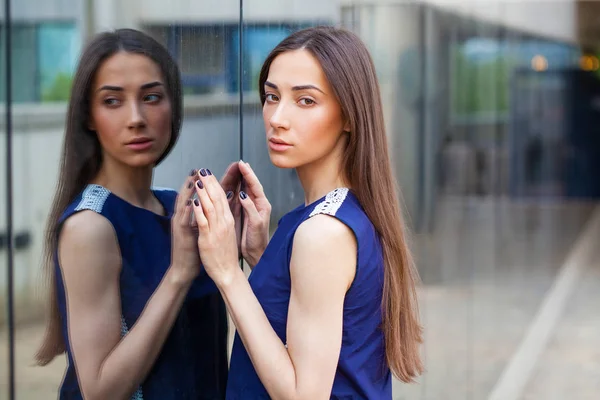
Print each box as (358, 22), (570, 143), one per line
(268, 153), (298, 169)
(125, 153), (161, 168)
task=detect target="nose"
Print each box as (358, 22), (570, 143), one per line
(268, 103), (290, 130)
(128, 101), (146, 129)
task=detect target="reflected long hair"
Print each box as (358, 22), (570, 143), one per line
(258, 26), (423, 382)
(35, 28), (182, 366)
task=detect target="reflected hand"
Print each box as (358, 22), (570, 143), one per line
(169, 175), (201, 285)
(192, 169), (240, 287)
(219, 162), (243, 256)
(237, 161), (271, 267)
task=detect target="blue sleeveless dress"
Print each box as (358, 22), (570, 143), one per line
(226, 188), (392, 399)
(54, 184), (229, 399)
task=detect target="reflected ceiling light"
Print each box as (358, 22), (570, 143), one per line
(531, 55), (548, 71)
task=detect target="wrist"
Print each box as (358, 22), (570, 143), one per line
(216, 265), (245, 291)
(247, 244), (267, 267)
(166, 265), (195, 290)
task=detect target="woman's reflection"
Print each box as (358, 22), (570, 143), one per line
(34, 29), (228, 399)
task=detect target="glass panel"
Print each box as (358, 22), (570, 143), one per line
(152, 22), (241, 190)
(10, 1), (241, 398)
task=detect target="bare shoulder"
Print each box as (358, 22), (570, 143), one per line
(59, 210), (121, 277)
(291, 214), (357, 289)
(60, 210), (117, 251)
(294, 214), (356, 251)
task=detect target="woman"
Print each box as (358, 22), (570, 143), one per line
(35, 29), (230, 399)
(191, 26), (424, 399)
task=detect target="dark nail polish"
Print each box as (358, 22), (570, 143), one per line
(186, 199), (192, 206)
(194, 199), (200, 206)
(240, 191), (247, 200)
(189, 169), (196, 176)
(207, 169), (213, 176)
(226, 191), (233, 199)
(200, 168), (207, 177)
(187, 182), (193, 189)
(196, 180), (204, 189)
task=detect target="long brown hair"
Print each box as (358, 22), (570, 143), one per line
(258, 26), (423, 382)
(35, 28), (182, 366)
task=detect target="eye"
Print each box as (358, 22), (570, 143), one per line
(144, 93), (163, 103)
(299, 98), (315, 106)
(103, 98), (120, 106)
(265, 93), (279, 103)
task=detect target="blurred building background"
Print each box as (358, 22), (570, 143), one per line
(1, 0), (600, 398)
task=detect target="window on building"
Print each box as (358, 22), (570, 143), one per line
(145, 22), (329, 95)
(0, 21), (79, 103)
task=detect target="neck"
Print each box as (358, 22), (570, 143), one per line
(296, 140), (349, 206)
(91, 157), (155, 209)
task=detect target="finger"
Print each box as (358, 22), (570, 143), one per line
(180, 198), (194, 228)
(239, 191), (261, 223)
(191, 197), (209, 232)
(194, 177), (217, 228)
(199, 168), (229, 219)
(219, 162), (241, 191)
(174, 174), (196, 220)
(190, 203), (198, 228)
(238, 161), (266, 200)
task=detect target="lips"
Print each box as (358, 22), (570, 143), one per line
(269, 137), (290, 146)
(127, 137), (153, 145)
(268, 137), (292, 152)
(126, 137), (154, 151)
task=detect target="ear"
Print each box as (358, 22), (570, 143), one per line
(343, 120), (351, 134)
(88, 118), (96, 132)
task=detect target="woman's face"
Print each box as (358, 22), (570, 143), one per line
(262, 49), (348, 170)
(89, 51), (172, 169)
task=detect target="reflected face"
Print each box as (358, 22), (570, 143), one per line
(89, 52), (172, 168)
(262, 49), (347, 169)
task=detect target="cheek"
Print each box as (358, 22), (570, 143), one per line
(149, 105), (172, 140)
(303, 109), (343, 143)
(91, 109), (121, 145)
(262, 106), (272, 132)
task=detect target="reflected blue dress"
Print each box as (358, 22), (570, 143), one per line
(226, 188), (392, 399)
(54, 184), (228, 399)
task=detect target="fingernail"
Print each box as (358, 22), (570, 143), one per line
(240, 191), (247, 200)
(196, 180), (204, 189)
(194, 199), (200, 206)
(199, 168), (207, 177)
(187, 182), (193, 189)
(189, 169), (196, 176)
(227, 191), (233, 199)
(207, 169), (212, 176)
(186, 199), (192, 206)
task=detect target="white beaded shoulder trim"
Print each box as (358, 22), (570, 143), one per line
(309, 188), (349, 218)
(74, 184), (110, 213)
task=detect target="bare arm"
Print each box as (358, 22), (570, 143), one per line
(194, 171), (356, 400)
(60, 179), (199, 400)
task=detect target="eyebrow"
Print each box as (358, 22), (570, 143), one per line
(264, 81), (326, 95)
(96, 81), (164, 92)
